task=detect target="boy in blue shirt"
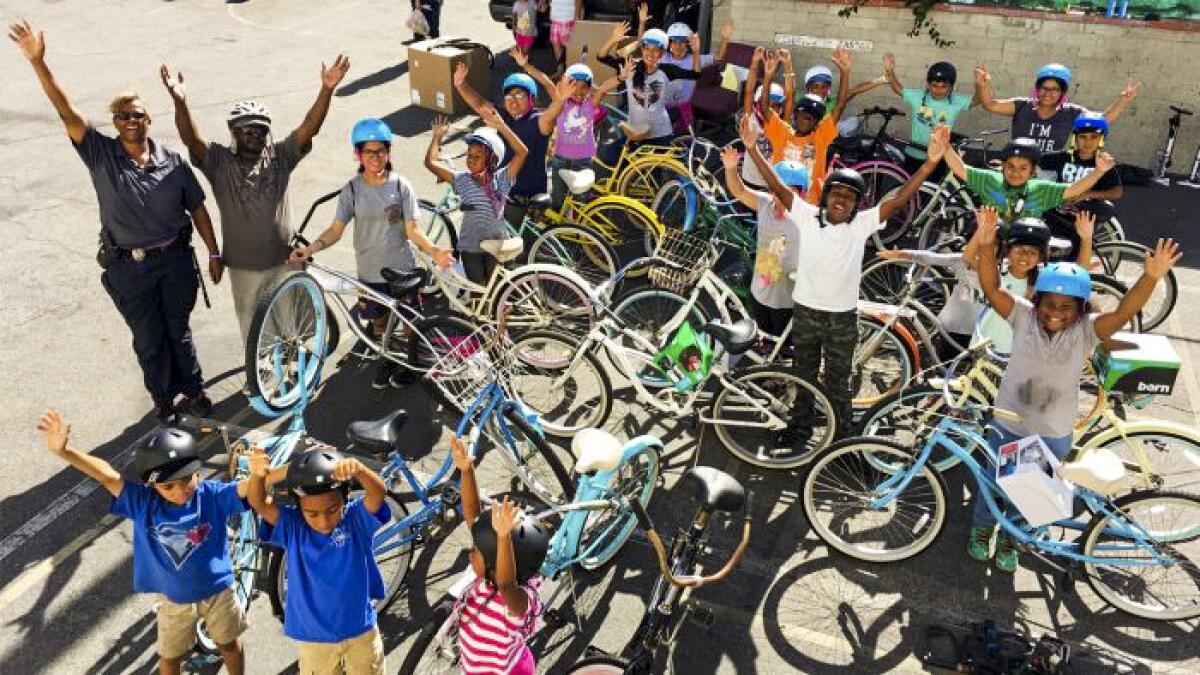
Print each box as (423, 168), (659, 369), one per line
(37, 411), (248, 675)
(247, 446), (390, 674)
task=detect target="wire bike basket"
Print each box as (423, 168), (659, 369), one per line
(422, 325), (530, 411)
(648, 228), (719, 294)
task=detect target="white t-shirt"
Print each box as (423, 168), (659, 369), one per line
(791, 203), (883, 312)
(751, 194), (801, 309)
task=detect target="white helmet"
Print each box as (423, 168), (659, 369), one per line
(227, 100), (272, 129)
(666, 22), (692, 41)
(755, 83), (786, 104)
(804, 65), (834, 85)
(641, 29), (668, 50)
(565, 63), (594, 84)
(465, 127), (506, 169)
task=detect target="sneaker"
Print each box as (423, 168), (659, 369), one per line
(967, 525), (995, 562)
(372, 362), (395, 390)
(995, 531), (1019, 573)
(179, 393), (213, 418)
(153, 401), (175, 422)
(389, 366), (416, 388)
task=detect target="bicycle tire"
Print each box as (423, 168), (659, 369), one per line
(650, 178), (696, 230)
(856, 384), (992, 472)
(508, 330), (614, 437)
(710, 365), (836, 469)
(1088, 428), (1200, 493)
(407, 314), (480, 379)
(853, 314), (916, 412)
(858, 258), (955, 318)
(803, 437), (949, 562)
(853, 161), (915, 246)
(578, 443), (661, 570)
(566, 655), (634, 674)
(1081, 490), (1200, 621)
(915, 199), (975, 252)
(576, 196), (664, 266)
(611, 287), (711, 388)
(491, 266), (595, 337)
(528, 223), (619, 291)
(1091, 240), (1177, 331)
(195, 511), (259, 652)
(244, 271), (330, 414)
(614, 154), (689, 207)
(1094, 216), (1125, 246)
(499, 403), (576, 505)
(398, 596), (459, 674)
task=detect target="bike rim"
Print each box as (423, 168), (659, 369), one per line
(496, 271), (593, 336)
(510, 335), (609, 435)
(713, 370), (835, 468)
(251, 275), (327, 409)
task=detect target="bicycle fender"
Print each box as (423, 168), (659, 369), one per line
(1082, 419), (1200, 450)
(579, 195), (663, 229)
(508, 262), (594, 296)
(620, 435), (665, 462)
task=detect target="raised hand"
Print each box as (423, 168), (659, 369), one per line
(720, 19), (734, 41)
(832, 45), (851, 73)
(688, 33), (701, 55)
(1074, 210), (1096, 242)
(637, 1), (650, 26)
(975, 206), (999, 247)
(332, 457), (366, 482)
(973, 66), (990, 86)
(1144, 238), (1182, 280)
(1119, 79), (1141, 101)
(751, 46), (764, 65)
(509, 46), (529, 68)
(926, 124), (950, 162)
(883, 52), (896, 74)
(7, 19), (45, 62)
(321, 54), (350, 90)
(610, 20), (631, 43)
(778, 49), (792, 70)
(453, 62), (469, 88)
(738, 114), (757, 149)
(431, 115), (451, 140)
(248, 447), (270, 479)
(619, 55), (635, 81)
(450, 437), (473, 472)
(1095, 151), (1116, 173)
(37, 410), (70, 456)
(491, 497), (519, 538)
(719, 145), (739, 170)
(763, 49), (779, 75)
(159, 65), (187, 102)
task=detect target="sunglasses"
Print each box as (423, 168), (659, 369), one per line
(235, 125), (268, 136)
(113, 111), (148, 121)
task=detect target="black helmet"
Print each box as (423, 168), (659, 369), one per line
(1001, 138), (1042, 165)
(136, 426), (202, 484)
(1005, 217), (1052, 258)
(824, 167), (866, 199)
(287, 448), (348, 498)
(795, 94), (827, 121)
(471, 509), (550, 584)
(926, 61), (957, 86)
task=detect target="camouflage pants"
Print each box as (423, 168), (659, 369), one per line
(791, 304), (858, 438)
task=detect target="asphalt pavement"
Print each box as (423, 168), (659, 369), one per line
(1, 1), (1199, 673)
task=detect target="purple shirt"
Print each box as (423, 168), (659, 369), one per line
(554, 99), (601, 160)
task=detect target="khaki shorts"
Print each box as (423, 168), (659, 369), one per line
(156, 587), (249, 659)
(297, 625), (386, 675)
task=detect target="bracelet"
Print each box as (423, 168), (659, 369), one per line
(783, 73), (796, 79)
(209, 253), (222, 260)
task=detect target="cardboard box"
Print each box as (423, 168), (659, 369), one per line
(996, 435), (1074, 527)
(566, 20), (625, 84)
(1091, 332), (1182, 397)
(407, 37), (491, 115)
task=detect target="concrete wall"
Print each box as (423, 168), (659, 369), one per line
(715, 0), (1200, 172)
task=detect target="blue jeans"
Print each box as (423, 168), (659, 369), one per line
(549, 155), (592, 211)
(970, 423), (1072, 528)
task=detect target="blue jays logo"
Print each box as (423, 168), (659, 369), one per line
(329, 527), (348, 549)
(153, 515), (213, 570)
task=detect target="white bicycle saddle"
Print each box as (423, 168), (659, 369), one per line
(1059, 447), (1127, 496)
(572, 428), (623, 473)
(479, 236), (525, 263)
(558, 168), (597, 195)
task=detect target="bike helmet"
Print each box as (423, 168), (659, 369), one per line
(804, 65), (833, 85)
(795, 94), (827, 121)
(666, 22), (692, 41)
(1072, 112), (1109, 136)
(1034, 261), (1091, 302)
(824, 167), (866, 199)
(351, 118), (392, 148)
(502, 72), (538, 99)
(1000, 138), (1042, 165)
(287, 448), (349, 498)
(641, 29), (669, 50)
(464, 127), (506, 170)
(471, 509), (550, 584)
(227, 100), (272, 129)
(926, 61), (957, 86)
(755, 83), (786, 105)
(136, 427), (202, 484)
(565, 64), (594, 84)
(1005, 217), (1052, 258)
(1035, 63), (1071, 92)
(773, 160), (811, 189)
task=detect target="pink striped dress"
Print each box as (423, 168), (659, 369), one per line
(457, 576), (543, 674)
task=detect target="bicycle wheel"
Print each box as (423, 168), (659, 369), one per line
(577, 196), (664, 266)
(528, 223), (619, 291)
(856, 385), (991, 473)
(852, 314), (915, 411)
(615, 154), (688, 207)
(398, 596), (459, 674)
(1089, 274), (1142, 333)
(578, 443), (661, 570)
(497, 404), (576, 505)
(611, 288), (711, 388)
(651, 178), (696, 230)
(508, 330), (613, 437)
(492, 267), (594, 337)
(803, 437), (948, 562)
(1091, 240), (1177, 331)
(858, 258), (955, 317)
(916, 201), (976, 253)
(1091, 429), (1200, 493)
(854, 162), (915, 246)
(245, 271), (330, 414)
(196, 511), (259, 652)
(1081, 490), (1200, 621)
(1094, 216), (1125, 246)
(419, 197), (460, 252)
(566, 655), (631, 674)
(710, 365), (836, 469)
(407, 314), (480, 376)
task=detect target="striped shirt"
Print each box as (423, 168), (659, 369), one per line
(457, 576), (542, 674)
(451, 170), (514, 253)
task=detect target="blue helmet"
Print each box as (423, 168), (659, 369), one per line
(502, 72), (538, 98)
(1035, 63), (1071, 91)
(1034, 262), (1091, 302)
(351, 118), (392, 148)
(565, 64), (594, 84)
(773, 160), (810, 189)
(1073, 112), (1109, 136)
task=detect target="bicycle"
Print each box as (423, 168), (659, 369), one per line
(566, 466), (754, 673)
(802, 391), (1200, 621)
(398, 427), (664, 674)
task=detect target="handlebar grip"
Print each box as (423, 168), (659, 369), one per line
(629, 496), (653, 531)
(744, 491), (755, 522)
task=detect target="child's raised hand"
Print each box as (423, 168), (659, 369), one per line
(832, 45), (851, 72)
(450, 436), (474, 472)
(926, 125), (950, 162)
(719, 145), (739, 170)
(431, 115), (450, 140)
(1119, 79), (1141, 102)
(37, 410), (70, 456)
(619, 55), (635, 81)
(720, 19), (734, 41)
(491, 497), (519, 538)
(875, 249), (907, 261)
(763, 49), (779, 73)
(1144, 238), (1182, 280)
(479, 104), (503, 129)
(332, 457), (366, 482)
(610, 20), (630, 43)
(248, 447), (270, 479)
(973, 66), (990, 85)
(751, 46), (764, 65)
(687, 33), (701, 54)
(637, 2), (650, 25)
(737, 114), (757, 148)
(778, 49), (792, 69)
(975, 206), (1000, 246)
(508, 46), (529, 68)
(1095, 151), (1116, 174)
(453, 62), (469, 88)
(1074, 210), (1096, 241)
(883, 52), (896, 74)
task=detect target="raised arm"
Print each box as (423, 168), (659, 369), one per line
(879, 125), (945, 221)
(424, 116), (456, 183)
(246, 448), (280, 526)
(491, 499), (530, 617)
(828, 46), (852, 122)
(159, 65), (207, 164)
(1073, 210), (1095, 267)
(882, 53), (903, 96)
(743, 47), (763, 119)
(9, 20), (87, 144)
(334, 457), (386, 516)
(292, 54), (350, 149)
(599, 20), (631, 59)
(715, 19), (734, 62)
(779, 49), (796, 122)
(1063, 152), (1116, 201)
(973, 206), (1015, 319)
(480, 105), (528, 180)
(1103, 80), (1140, 123)
(974, 66), (1016, 116)
(942, 133), (969, 181)
(739, 115), (794, 210)
(38, 411), (123, 497)
(450, 438), (481, 527)
(591, 68), (625, 106)
(1094, 238), (1180, 339)
(452, 62), (490, 116)
(688, 33), (703, 72)
(720, 145), (759, 210)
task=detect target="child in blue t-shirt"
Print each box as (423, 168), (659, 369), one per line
(37, 411), (249, 675)
(247, 446), (391, 674)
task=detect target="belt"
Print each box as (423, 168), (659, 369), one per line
(118, 236), (185, 262)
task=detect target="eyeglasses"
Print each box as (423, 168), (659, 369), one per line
(1039, 85), (1062, 93)
(360, 148), (389, 158)
(235, 125), (268, 136)
(113, 111), (148, 121)
(504, 91), (529, 100)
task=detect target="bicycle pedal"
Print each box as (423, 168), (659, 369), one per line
(688, 603), (715, 627)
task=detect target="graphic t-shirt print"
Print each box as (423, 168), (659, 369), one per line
(561, 105), (592, 144)
(756, 233), (789, 289)
(632, 80), (664, 113)
(915, 104), (950, 130)
(782, 138), (816, 171)
(153, 510), (214, 570)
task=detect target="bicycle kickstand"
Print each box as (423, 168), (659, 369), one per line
(1180, 144), (1200, 189)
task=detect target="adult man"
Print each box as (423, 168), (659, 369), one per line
(10, 20), (221, 420)
(159, 55), (349, 350)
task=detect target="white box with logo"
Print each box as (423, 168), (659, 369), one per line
(995, 435), (1075, 527)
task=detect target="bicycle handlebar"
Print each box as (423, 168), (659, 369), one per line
(628, 493), (753, 589)
(860, 106), (906, 119)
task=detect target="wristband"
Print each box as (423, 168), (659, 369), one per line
(210, 253), (222, 260)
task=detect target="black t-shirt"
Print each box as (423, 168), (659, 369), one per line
(1042, 152), (1120, 191)
(498, 108), (550, 197)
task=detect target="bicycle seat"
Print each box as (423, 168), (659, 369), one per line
(571, 428), (623, 474)
(698, 319), (757, 355)
(479, 236), (525, 263)
(1048, 237), (1073, 259)
(558, 168), (597, 195)
(1059, 447), (1127, 496)
(681, 466), (744, 513)
(346, 408), (411, 456)
(381, 267), (429, 299)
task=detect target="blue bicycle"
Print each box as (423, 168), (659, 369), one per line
(801, 391), (1200, 621)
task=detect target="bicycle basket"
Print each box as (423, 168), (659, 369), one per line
(649, 228), (718, 294)
(651, 320), (713, 393)
(423, 325), (520, 409)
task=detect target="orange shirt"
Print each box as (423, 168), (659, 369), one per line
(764, 113), (838, 204)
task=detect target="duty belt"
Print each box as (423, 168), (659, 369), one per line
(119, 236), (184, 262)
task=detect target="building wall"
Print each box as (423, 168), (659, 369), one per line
(716, 0), (1200, 171)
